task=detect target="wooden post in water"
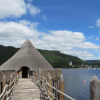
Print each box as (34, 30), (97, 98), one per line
(3, 74), (6, 90)
(90, 75), (99, 100)
(59, 74), (64, 100)
(47, 72), (52, 98)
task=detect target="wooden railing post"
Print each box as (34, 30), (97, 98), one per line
(0, 82), (1, 94)
(59, 74), (64, 100)
(90, 75), (99, 100)
(10, 74), (13, 83)
(38, 69), (41, 84)
(47, 72), (52, 98)
(3, 74), (6, 91)
(33, 71), (35, 81)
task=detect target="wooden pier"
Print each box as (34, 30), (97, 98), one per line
(0, 70), (75, 100)
(0, 39), (75, 100)
(11, 78), (44, 100)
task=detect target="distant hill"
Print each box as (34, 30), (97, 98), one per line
(85, 60), (100, 64)
(0, 45), (86, 68)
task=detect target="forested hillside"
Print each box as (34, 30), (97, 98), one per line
(0, 45), (86, 68)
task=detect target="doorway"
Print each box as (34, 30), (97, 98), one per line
(22, 67), (29, 78)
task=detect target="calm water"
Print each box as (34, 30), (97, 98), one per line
(62, 69), (100, 100)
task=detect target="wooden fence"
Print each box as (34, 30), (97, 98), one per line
(0, 74), (18, 100)
(33, 70), (75, 100)
(0, 71), (16, 94)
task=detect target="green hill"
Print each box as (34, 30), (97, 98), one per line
(0, 45), (86, 68)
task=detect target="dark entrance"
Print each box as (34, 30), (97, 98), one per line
(22, 67), (28, 78)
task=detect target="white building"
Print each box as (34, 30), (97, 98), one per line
(69, 61), (72, 66)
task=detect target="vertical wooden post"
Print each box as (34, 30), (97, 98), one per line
(10, 74), (13, 83)
(59, 74), (64, 100)
(47, 72), (52, 98)
(36, 71), (38, 81)
(13, 71), (15, 78)
(33, 71), (34, 81)
(0, 82), (1, 94)
(39, 69), (41, 84)
(3, 74), (6, 90)
(90, 75), (99, 100)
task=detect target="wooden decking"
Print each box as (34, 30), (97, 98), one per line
(11, 78), (45, 100)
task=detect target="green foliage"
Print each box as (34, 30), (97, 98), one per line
(37, 49), (86, 68)
(0, 45), (86, 68)
(0, 45), (19, 65)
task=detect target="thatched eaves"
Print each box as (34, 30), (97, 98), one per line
(0, 39), (53, 71)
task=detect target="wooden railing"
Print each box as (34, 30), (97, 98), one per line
(33, 72), (75, 100)
(0, 75), (18, 100)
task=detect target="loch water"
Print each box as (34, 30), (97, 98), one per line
(62, 69), (100, 100)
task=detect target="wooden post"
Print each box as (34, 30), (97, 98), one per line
(0, 82), (1, 94)
(3, 74), (6, 90)
(10, 74), (13, 83)
(90, 75), (99, 100)
(33, 71), (34, 81)
(47, 72), (52, 98)
(59, 74), (64, 100)
(13, 71), (15, 78)
(39, 69), (41, 84)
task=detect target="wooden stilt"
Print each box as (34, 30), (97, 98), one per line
(10, 74), (13, 83)
(0, 82), (1, 94)
(3, 74), (6, 91)
(59, 74), (64, 100)
(47, 72), (52, 98)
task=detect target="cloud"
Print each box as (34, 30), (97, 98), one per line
(39, 30), (99, 50)
(76, 42), (99, 49)
(19, 20), (39, 29)
(95, 37), (99, 41)
(43, 14), (47, 20)
(88, 26), (94, 29)
(0, 0), (41, 19)
(0, 0), (26, 19)
(27, 3), (41, 15)
(96, 19), (100, 27)
(0, 21), (100, 60)
(88, 35), (94, 39)
(42, 30), (86, 44)
(0, 20), (40, 47)
(63, 49), (96, 60)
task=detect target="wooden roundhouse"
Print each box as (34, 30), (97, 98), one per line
(0, 39), (53, 78)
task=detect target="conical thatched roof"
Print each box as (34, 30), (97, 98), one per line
(0, 39), (53, 71)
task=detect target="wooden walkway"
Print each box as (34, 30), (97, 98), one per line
(11, 78), (46, 100)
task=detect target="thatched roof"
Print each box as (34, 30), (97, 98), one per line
(0, 39), (53, 71)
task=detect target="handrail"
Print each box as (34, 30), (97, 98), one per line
(0, 85), (8, 98)
(0, 75), (18, 99)
(33, 72), (75, 100)
(46, 82), (75, 100)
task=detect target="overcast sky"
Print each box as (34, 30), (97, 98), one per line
(0, 0), (100, 60)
